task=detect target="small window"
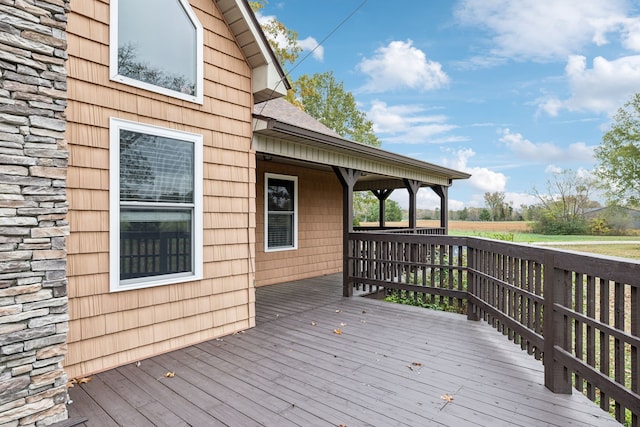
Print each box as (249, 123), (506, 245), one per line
(110, 0), (203, 103)
(265, 173), (298, 252)
(110, 118), (203, 291)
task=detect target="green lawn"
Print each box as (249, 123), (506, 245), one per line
(449, 231), (640, 260)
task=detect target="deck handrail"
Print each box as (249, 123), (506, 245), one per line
(346, 232), (640, 425)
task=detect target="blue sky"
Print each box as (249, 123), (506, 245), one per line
(256, 0), (640, 211)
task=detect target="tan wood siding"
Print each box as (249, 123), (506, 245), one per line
(255, 162), (343, 286)
(66, 0), (256, 378)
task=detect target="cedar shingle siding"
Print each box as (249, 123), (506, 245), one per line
(65, 0), (256, 379)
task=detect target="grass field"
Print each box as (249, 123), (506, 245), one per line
(365, 220), (640, 260)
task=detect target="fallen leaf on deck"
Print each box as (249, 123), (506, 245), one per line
(411, 362), (423, 367)
(165, 371), (176, 378)
(340, 322), (347, 327)
(335, 309), (341, 313)
(441, 394), (454, 402)
(66, 378), (77, 388)
(135, 361), (141, 367)
(333, 328), (342, 335)
(311, 321), (317, 326)
(77, 376), (92, 385)
(361, 310), (366, 314)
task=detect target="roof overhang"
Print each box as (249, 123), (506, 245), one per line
(252, 116), (470, 191)
(215, 0), (290, 102)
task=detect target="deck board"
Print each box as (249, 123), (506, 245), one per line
(67, 273), (621, 426)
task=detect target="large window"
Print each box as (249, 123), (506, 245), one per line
(110, 118), (203, 291)
(265, 173), (298, 252)
(110, 0), (203, 103)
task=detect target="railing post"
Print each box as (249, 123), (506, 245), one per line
(466, 245), (479, 321)
(543, 252), (572, 393)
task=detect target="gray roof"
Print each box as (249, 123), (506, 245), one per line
(252, 97), (471, 187)
(254, 98), (342, 138)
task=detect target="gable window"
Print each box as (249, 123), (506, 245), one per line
(109, 118), (203, 291)
(110, 0), (203, 103)
(265, 173), (298, 252)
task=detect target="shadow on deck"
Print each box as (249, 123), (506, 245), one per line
(66, 274), (620, 426)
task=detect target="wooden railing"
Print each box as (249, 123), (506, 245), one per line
(354, 226), (446, 235)
(120, 230), (191, 279)
(346, 232), (640, 425)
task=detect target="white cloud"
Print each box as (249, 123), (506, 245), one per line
(390, 187), (466, 211)
(538, 55), (640, 116)
(442, 148), (507, 193)
(455, 0), (640, 62)
(505, 192), (539, 208)
(357, 40), (449, 93)
(297, 36), (324, 61)
(255, 12), (324, 61)
(545, 164), (563, 174)
(499, 128), (595, 162)
(367, 100), (459, 144)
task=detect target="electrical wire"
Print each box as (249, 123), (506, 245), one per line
(254, 0), (370, 114)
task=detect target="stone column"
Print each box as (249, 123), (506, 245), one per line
(0, 0), (71, 425)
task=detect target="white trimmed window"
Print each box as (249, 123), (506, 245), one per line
(109, 118), (203, 291)
(110, 0), (204, 104)
(265, 173), (298, 252)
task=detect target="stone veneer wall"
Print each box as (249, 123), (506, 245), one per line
(0, 0), (70, 426)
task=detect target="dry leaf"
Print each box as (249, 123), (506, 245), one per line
(335, 309), (341, 313)
(311, 321), (317, 326)
(77, 376), (92, 385)
(340, 322), (347, 327)
(66, 378), (77, 388)
(135, 361), (141, 367)
(411, 362), (423, 367)
(165, 371), (176, 378)
(333, 328), (342, 335)
(441, 394), (454, 402)
(361, 310), (366, 314)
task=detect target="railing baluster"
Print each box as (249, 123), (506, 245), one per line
(586, 274), (596, 401)
(599, 277), (610, 413)
(632, 283), (639, 427)
(614, 281), (625, 423)
(574, 272), (584, 393)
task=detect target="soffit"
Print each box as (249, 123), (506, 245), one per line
(215, 0), (290, 101)
(253, 121), (470, 190)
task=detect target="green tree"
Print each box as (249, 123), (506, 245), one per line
(594, 93), (640, 207)
(249, 1), (301, 70)
(479, 209), (491, 221)
(531, 169), (599, 234)
(293, 71), (380, 146)
(483, 192), (506, 221)
(364, 199), (403, 222)
(458, 207), (469, 221)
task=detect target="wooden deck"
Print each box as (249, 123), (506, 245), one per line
(66, 274), (621, 426)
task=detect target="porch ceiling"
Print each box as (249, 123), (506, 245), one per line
(253, 99), (470, 191)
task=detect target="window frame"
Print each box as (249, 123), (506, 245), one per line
(264, 173), (298, 252)
(109, 0), (204, 104)
(109, 117), (203, 292)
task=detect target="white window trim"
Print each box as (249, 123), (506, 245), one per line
(264, 173), (298, 253)
(109, 117), (203, 292)
(109, 0), (204, 104)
